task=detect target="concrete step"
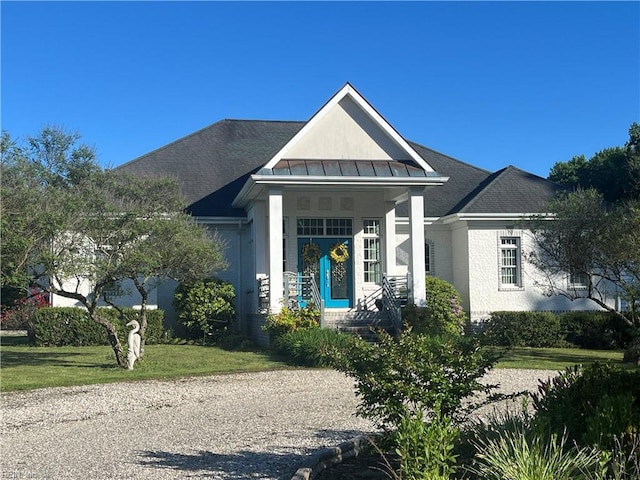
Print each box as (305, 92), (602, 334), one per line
(323, 310), (397, 341)
(335, 324), (395, 342)
(324, 310), (387, 326)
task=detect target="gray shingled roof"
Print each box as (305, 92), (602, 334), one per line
(117, 119), (562, 218)
(116, 120), (304, 216)
(404, 143), (493, 217)
(454, 165), (565, 214)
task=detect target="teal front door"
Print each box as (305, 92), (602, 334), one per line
(299, 238), (352, 308)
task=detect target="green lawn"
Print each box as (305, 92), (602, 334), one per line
(493, 346), (625, 370)
(0, 335), (289, 392)
(0, 335), (629, 392)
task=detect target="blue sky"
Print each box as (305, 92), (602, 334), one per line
(2, 1), (638, 178)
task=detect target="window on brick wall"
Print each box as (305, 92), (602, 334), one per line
(499, 237), (522, 288)
(569, 269), (589, 290)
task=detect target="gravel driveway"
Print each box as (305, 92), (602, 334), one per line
(0, 368), (556, 480)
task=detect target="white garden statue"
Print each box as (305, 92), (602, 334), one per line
(126, 320), (141, 370)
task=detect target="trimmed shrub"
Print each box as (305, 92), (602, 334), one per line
(173, 278), (237, 341)
(262, 305), (320, 339)
(560, 311), (634, 350)
(331, 328), (499, 429)
(30, 307), (165, 347)
(532, 363), (640, 450)
(272, 328), (359, 367)
(480, 311), (567, 348)
(403, 276), (467, 336)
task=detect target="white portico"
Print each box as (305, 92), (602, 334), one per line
(233, 84), (448, 313)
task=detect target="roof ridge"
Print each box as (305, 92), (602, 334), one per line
(407, 141), (493, 175)
(115, 119), (232, 170)
(220, 118), (306, 124)
(453, 165), (563, 214)
(453, 167), (510, 213)
(116, 119), (308, 170)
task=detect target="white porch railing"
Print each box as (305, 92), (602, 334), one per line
(258, 273), (408, 332)
(259, 273), (326, 327)
(381, 274), (408, 333)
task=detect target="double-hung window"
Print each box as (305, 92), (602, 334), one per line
(363, 219), (381, 284)
(569, 269), (589, 290)
(283, 218), (288, 272)
(499, 237), (522, 288)
(425, 240), (434, 275)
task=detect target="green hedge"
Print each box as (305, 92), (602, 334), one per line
(559, 311), (633, 350)
(30, 307), (166, 347)
(480, 310), (633, 349)
(532, 363), (640, 450)
(480, 311), (567, 348)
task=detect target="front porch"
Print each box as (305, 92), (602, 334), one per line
(228, 84), (449, 343)
(257, 272), (409, 339)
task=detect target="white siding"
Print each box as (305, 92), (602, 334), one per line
(393, 218), (608, 323)
(451, 222), (471, 313)
(51, 278), (158, 310)
(284, 96), (409, 161)
(424, 225), (453, 283)
(465, 224), (604, 321)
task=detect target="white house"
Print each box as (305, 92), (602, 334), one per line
(116, 83), (598, 342)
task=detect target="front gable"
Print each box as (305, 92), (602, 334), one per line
(233, 84), (448, 208)
(264, 83), (435, 172)
(282, 95), (411, 162)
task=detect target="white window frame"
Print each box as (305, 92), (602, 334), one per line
(283, 217), (288, 272)
(363, 219), (381, 284)
(498, 236), (523, 290)
(568, 269), (589, 290)
(296, 218), (353, 237)
(425, 239), (434, 276)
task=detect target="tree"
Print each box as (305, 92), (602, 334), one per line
(625, 122), (640, 197)
(1, 128), (100, 289)
(96, 171), (227, 357)
(1, 127), (227, 367)
(548, 123), (640, 203)
(527, 189), (640, 359)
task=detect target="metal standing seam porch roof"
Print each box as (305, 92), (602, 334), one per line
(232, 157), (450, 209)
(262, 159), (438, 177)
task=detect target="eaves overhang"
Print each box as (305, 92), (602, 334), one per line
(440, 212), (550, 224)
(193, 216), (249, 225)
(232, 174), (449, 209)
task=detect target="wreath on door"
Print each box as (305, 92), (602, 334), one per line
(302, 242), (321, 265)
(330, 242), (349, 263)
(330, 242), (349, 285)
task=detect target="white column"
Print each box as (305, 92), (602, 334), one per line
(409, 188), (426, 306)
(384, 201), (396, 277)
(251, 201), (267, 279)
(268, 189), (284, 312)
